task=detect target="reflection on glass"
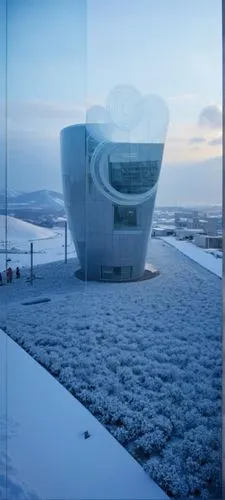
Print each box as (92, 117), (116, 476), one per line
(109, 160), (159, 194)
(114, 205), (137, 228)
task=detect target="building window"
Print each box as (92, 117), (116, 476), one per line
(109, 160), (159, 194)
(101, 266), (113, 280)
(121, 266), (132, 280)
(114, 205), (137, 229)
(101, 266), (133, 281)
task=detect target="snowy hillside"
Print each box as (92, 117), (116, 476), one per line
(0, 215), (57, 271)
(0, 215), (55, 244)
(0, 217), (75, 271)
(0, 239), (221, 499)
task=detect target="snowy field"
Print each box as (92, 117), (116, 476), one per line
(160, 236), (222, 278)
(0, 239), (221, 499)
(0, 215), (75, 271)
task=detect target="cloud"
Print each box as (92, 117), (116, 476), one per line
(0, 100), (88, 139)
(198, 104), (222, 130)
(0, 99), (222, 196)
(156, 156), (222, 206)
(188, 136), (206, 145)
(168, 93), (196, 101)
(167, 137), (187, 144)
(165, 114), (222, 164)
(208, 136), (222, 146)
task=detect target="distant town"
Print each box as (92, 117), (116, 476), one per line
(0, 190), (222, 257)
(152, 205), (222, 255)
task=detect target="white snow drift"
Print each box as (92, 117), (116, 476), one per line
(0, 215), (55, 244)
(161, 236), (222, 278)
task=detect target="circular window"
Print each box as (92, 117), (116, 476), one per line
(90, 140), (162, 206)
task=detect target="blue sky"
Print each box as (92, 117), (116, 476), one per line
(6, 0), (86, 102)
(0, 0), (222, 203)
(5, 0), (222, 108)
(87, 0), (222, 112)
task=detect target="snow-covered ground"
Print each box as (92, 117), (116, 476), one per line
(0, 239), (221, 499)
(0, 329), (167, 500)
(160, 236), (222, 278)
(0, 216), (75, 271)
(0, 215), (55, 242)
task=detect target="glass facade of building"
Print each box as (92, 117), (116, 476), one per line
(114, 205), (137, 229)
(109, 160), (159, 194)
(61, 125), (165, 281)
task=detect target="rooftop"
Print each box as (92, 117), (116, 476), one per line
(0, 239), (221, 499)
(0, 329), (167, 500)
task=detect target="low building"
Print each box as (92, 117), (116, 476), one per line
(175, 210), (199, 229)
(194, 234), (222, 250)
(198, 216), (222, 235)
(175, 228), (204, 240)
(152, 226), (175, 237)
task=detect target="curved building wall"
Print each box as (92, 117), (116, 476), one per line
(60, 124), (165, 281)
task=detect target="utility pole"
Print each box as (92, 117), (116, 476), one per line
(64, 220), (68, 264)
(30, 242), (33, 285)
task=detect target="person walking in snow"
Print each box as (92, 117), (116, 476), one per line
(7, 267), (13, 284)
(16, 267), (20, 279)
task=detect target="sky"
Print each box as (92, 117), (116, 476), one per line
(0, 0), (222, 205)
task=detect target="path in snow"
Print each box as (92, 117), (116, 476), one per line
(160, 236), (222, 278)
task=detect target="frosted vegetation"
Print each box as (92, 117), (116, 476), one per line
(0, 240), (221, 499)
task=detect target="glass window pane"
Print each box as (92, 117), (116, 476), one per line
(109, 160), (159, 194)
(114, 206), (137, 228)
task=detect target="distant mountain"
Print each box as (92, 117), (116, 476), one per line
(7, 190), (64, 211)
(0, 190), (24, 203)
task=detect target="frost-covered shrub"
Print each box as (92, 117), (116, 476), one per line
(111, 426), (130, 444)
(1, 239), (221, 499)
(135, 428), (167, 454)
(48, 352), (61, 376)
(132, 366), (142, 376)
(144, 456), (189, 498)
(59, 366), (74, 389)
(106, 356), (120, 373)
(170, 411), (186, 437)
(197, 399), (218, 417)
(185, 408), (203, 430)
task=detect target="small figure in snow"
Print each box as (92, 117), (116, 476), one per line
(7, 267), (13, 284)
(16, 267), (20, 279)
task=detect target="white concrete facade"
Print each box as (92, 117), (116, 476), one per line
(194, 234), (223, 249)
(60, 124), (166, 281)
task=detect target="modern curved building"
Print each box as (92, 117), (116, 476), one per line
(60, 123), (166, 281)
